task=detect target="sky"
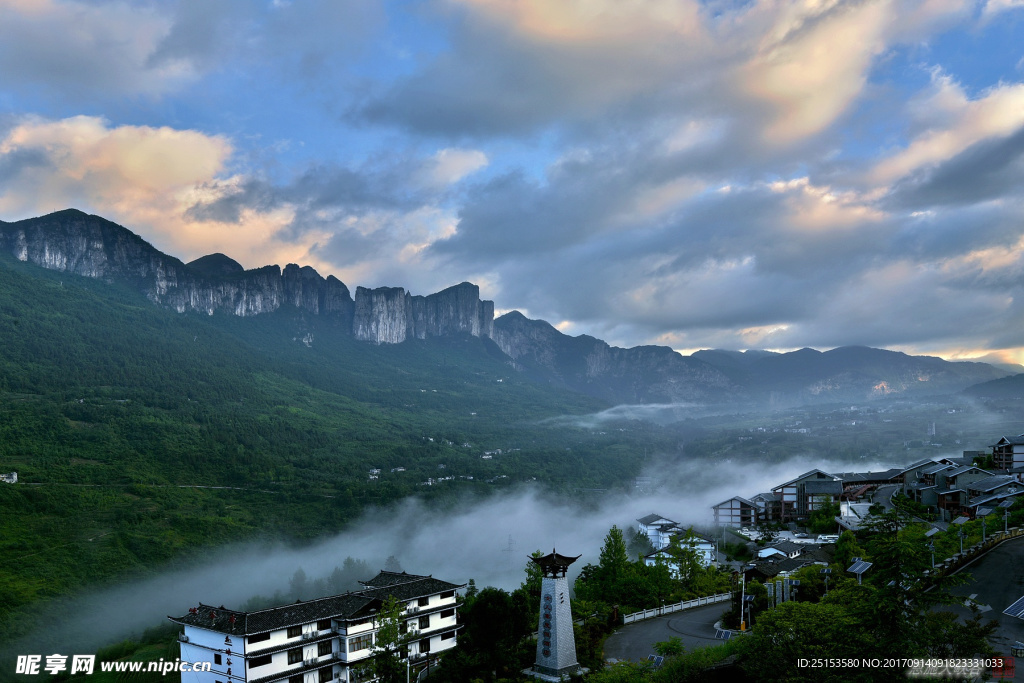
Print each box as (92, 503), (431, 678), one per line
(1, 1), (1024, 362)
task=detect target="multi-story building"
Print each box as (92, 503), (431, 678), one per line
(993, 435), (1024, 470)
(771, 469), (843, 521)
(169, 571), (463, 683)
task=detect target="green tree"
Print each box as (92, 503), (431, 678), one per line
(627, 526), (655, 559)
(599, 526), (631, 586)
(663, 529), (703, 586)
(833, 530), (864, 570)
(368, 595), (412, 683)
(807, 501), (840, 533)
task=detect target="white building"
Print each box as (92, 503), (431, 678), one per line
(170, 571), (462, 683)
(643, 532), (716, 576)
(636, 513), (680, 550)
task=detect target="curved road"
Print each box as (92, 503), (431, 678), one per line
(603, 602), (732, 663)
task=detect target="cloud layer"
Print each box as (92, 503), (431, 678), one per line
(1, 0), (1024, 361)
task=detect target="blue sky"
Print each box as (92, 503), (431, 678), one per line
(1, 0), (1024, 363)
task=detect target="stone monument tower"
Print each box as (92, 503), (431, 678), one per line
(528, 549), (582, 681)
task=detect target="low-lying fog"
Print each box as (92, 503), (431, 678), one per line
(6, 449), (932, 658)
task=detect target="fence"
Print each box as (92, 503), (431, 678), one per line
(621, 593), (732, 625)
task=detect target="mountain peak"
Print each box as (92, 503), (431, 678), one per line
(188, 253), (245, 278)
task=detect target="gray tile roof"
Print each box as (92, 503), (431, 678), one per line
(968, 475), (1017, 493)
(804, 480), (843, 495)
(169, 572), (462, 636)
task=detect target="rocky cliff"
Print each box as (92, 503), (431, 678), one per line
(353, 282), (495, 344)
(0, 209), (495, 343)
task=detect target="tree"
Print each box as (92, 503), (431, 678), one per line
(288, 567), (307, 598)
(367, 595), (412, 683)
(383, 554), (403, 572)
(663, 529), (703, 586)
(833, 530), (864, 570)
(627, 526), (654, 559)
(599, 526), (631, 586)
(807, 501), (840, 534)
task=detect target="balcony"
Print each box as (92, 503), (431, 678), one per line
(301, 632), (318, 640)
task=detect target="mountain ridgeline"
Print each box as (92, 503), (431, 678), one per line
(0, 208), (1015, 406)
(0, 209), (491, 345)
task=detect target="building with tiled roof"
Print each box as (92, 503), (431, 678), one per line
(169, 571), (463, 683)
(993, 435), (1024, 470)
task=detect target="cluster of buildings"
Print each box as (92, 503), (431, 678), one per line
(170, 571), (462, 683)
(712, 434), (1024, 529)
(636, 513), (716, 572)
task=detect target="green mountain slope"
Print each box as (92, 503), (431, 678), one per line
(0, 253), (646, 643)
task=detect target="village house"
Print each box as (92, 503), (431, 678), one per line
(993, 435), (1024, 470)
(711, 496), (757, 527)
(771, 470), (844, 521)
(170, 571), (462, 683)
(643, 531), (716, 575)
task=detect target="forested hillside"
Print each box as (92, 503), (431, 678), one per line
(0, 253), (663, 643)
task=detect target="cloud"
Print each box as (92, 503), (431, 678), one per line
(0, 0), (192, 100)
(422, 148), (489, 187)
(4, 453), (900, 657)
(872, 75), (1024, 185)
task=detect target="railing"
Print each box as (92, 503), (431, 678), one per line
(622, 593), (732, 625)
(302, 632), (317, 640)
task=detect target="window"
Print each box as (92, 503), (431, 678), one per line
(249, 655), (273, 669)
(319, 667), (333, 683)
(318, 641), (332, 657)
(440, 591), (455, 599)
(418, 616), (430, 630)
(288, 649), (303, 665)
(288, 626), (303, 638)
(214, 654), (222, 665)
(419, 639), (430, 654)
(440, 609), (454, 619)
(417, 597), (429, 607)
(290, 676), (304, 683)
(248, 632), (271, 645)
(317, 619), (332, 631)
(441, 631), (455, 641)
(348, 634), (373, 652)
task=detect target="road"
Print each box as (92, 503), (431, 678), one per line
(603, 602), (732, 663)
(941, 535), (1024, 680)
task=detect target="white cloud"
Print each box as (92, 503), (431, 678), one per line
(423, 148), (489, 186)
(872, 75), (1024, 184)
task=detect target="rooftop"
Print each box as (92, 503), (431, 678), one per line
(169, 571), (462, 636)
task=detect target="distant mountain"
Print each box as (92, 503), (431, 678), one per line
(492, 311), (735, 404)
(0, 209), (1013, 409)
(492, 313), (1010, 406)
(962, 373), (1024, 399)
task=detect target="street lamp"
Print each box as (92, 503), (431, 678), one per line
(982, 517), (987, 544)
(927, 542), (935, 569)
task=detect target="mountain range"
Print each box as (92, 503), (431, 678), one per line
(0, 208), (1017, 407)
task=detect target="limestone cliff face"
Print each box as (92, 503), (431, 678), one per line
(0, 209), (488, 344)
(353, 286), (412, 344)
(353, 282), (495, 344)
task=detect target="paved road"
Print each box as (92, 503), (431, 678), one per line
(603, 602), (732, 663)
(941, 535), (1024, 680)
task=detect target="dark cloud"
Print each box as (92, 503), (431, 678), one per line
(885, 125), (1024, 209)
(0, 147), (51, 184)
